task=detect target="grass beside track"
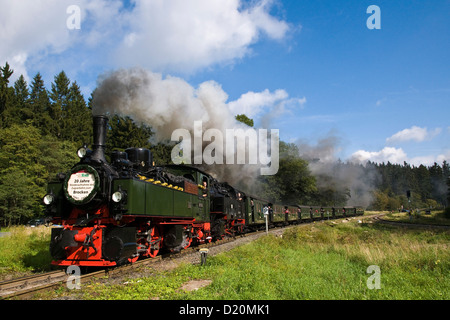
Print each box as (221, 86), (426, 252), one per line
(49, 215), (449, 300)
(382, 210), (450, 226)
(0, 226), (53, 280)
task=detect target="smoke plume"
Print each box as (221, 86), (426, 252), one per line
(92, 68), (377, 206)
(91, 68), (266, 188)
(296, 133), (379, 207)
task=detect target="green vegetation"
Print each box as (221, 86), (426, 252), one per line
(0, 226), (53, 278)
(383, 210), (450, 226)
(235, 114), (254, 127)
(1, 215), (448, 299)
(1, 62), (449, 226)
(257, 142), (316, 204)
(50, 218), (449, 300)
(371, 161), (449, 211)
(0, 64), (154, 226)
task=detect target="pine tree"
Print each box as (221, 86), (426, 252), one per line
(150, 142), (175, 166)
(63, 81), (91, 146)
(107, 115), (153, 152)
(416, 164), (432, 202)
(12, 75), (30, 124)
(429, 162), (445, 205)
(0, 62), (15, 127)
(29, 73), (52, 134)
(49, 71), (71, 138)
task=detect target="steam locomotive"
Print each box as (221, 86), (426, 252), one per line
(44, 115), (364, 267)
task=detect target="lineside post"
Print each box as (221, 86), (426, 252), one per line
(263, 206), (269, 235)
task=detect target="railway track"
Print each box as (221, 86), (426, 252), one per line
(4, 213), (446, 300)
(372, 214), (450, 230)
(0, 218), (355, 300)
(0, 229), (252, 300)
(0, 270), (67, 299)
(3, 215), (387, 300)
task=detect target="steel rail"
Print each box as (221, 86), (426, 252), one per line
(1, 215), (364, 300)
(373, 214), (450, 229)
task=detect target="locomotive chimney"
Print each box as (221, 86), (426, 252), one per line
(91, 115), (108, 162)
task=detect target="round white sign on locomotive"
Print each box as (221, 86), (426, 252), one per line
(66, 170), (96, 201)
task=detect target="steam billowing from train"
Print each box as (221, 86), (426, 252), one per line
(92, 68), (377, 206)
(91, 68), (266, 188)
(296, 134), (379, 207)
(92, 68), (238, 141)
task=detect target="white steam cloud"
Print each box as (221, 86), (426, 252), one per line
(296, 133), (379, 207)
(92, 68), (289, 187)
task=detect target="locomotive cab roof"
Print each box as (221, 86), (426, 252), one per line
(162, 164), (212, 177)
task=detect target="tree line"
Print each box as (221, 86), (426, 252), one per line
(0, 63), (158, 226)
(236, 114), (449, 212)
(253, 142), (449, 213)
(0, 63), (449, 225)
(371, 161), (450, 212)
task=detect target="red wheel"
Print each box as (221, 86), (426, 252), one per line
(183, 227), (193, 249)
(184, 235), (192, 249)
(128, 255), (139, 263)
(147, 227), (161, 258)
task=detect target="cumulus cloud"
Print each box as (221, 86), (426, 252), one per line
(386, 126), (442, 144)
(409, 150), (450, 167)
(350, 147), (408, 164)
(350, 147), (450, 166)
(115, 0), (290, 72)
(0, 0), (125, 81)
(228, 89), (305, 118)
(1, 0), (291, 81)
(0, 0), (72, 81)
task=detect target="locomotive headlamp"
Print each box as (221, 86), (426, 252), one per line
(43, 193), (54, 206)
(112, 191), (123, 203)
(112, 186), (126, 203)
(77, 146), (87, 158)
(77, 144), (92, 159)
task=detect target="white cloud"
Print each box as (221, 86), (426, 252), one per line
(350, 147), (408, 164)
(386, 126), (442, 144)
(228, 89), (305, 118)
(113, 0), (291, 72)
(1, 0), (291, 82)
(350, 147), (450, 166)
(0, 0), (71, 81)
(351, 125), (449, 166)
(0, 0), (125, 82)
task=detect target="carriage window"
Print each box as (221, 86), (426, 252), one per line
(183, 174), (195, 182)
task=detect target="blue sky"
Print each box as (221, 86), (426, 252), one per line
(1, 0), (449, 166)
